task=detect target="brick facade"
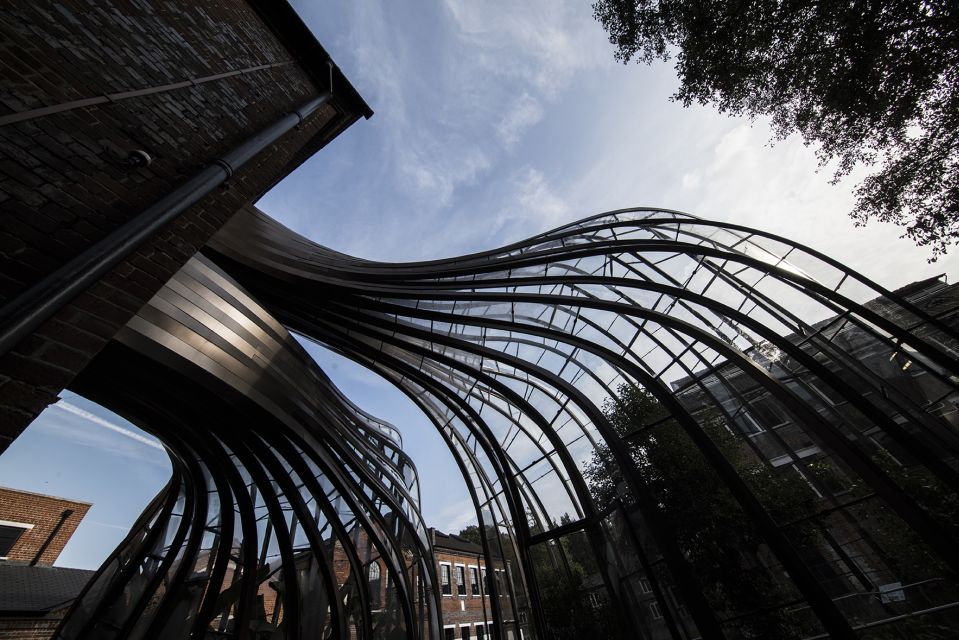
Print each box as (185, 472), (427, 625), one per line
(0, 486), (90, 565)
(0, 0), (368, 450)
(433, 531), (511, 640)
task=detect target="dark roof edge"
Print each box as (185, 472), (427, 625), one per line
(246, 0), (373, 120)
(431, 529), (484, 555)
(891, 274), (946, 299)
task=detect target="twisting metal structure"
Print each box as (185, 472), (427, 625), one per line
(59, 254), (439, 640)
(59, 206), (959, 639)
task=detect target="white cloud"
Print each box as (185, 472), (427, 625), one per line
(497, 93), (544, 149)
(514, 166), (568, 222)
(429, 499), (479, 533)
(681, 172), (701, 190)
(442, 0), (608, 96)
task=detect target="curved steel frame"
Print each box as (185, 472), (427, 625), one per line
(55, 207), (959, 639)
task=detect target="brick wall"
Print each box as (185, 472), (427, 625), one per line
(0, 1), (362, 449)
(435, 547), (496, 630)
(0, 486), (90, 565)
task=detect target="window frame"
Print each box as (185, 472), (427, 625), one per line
(649, 601), (663, 620)
(440, 561), (452, 597)
(0, 520), (34, 559)
(367, 562), (382, 610)
(455, 563), (467, 596)
(468, 564), (480, 596)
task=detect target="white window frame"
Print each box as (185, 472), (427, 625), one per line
(0, 520), (33, 559)
(468, 564), (480, 596)
(454, 562), (467, 597)
(443, 624), (457, 640)
(440, 561), (453, 597)
(494, 568), (506, 594)
(649, 601), (663, 620)
(459, 623), (471, 640)
(639, 578), (652, 594)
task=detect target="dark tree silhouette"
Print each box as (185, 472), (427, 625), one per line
(593, 0), (959, 257)
(456, 525), (484, 546)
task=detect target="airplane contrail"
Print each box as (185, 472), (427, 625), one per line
(54, 400), (166, 451)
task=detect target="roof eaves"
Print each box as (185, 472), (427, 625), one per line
(245, 0), (373, 120)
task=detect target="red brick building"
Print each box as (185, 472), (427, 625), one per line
(432, 529), (517, 640)
(0, 486), (94, 640)
(0, 486), (90, 565)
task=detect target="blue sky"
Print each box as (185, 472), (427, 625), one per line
(2, 0), (957, 570)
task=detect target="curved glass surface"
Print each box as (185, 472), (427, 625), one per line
(57, 207), (959, 639)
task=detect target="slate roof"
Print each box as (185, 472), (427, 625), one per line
(432, 529), (484, 555)
(0, 562), (94, 615)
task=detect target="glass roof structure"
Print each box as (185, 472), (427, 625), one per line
(57, 207), (959, 639)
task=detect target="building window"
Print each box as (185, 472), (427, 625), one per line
(440, 563), (452, 596)
(481, 567), (489, 596)
(649, 601), (663, 620)
(476, 623), (485, 640)
(368, 562), (381, 610)
(456, 564), (467, 596)
(0, 522), (32, 557)
(444, 627), (456, 640)
(469, 565), (479, 595)
(639, 578), (652, 594)
(460, 624), (471, 640)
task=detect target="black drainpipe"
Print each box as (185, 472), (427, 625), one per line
(30, 509), (73, 566)
(0, 62), (334, 356)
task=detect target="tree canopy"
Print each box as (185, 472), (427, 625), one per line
(593, 0), (959, 257)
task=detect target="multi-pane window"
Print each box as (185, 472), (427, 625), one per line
(475, 623), (485, 640)
(460, 625), (471, 640)
(440, 563), (452, 596)
(368, 562), (381, 610)
(481, 567), (489, 596)
(456, 565), (467, 596)
(444, 627), (455, 640)
(649, 602), (663, 620)
(639, 578), (652, 594)
(469, 566), (479, 595)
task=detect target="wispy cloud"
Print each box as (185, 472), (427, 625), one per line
(53, 400), (165, 452)
(497, 93), (544, 149)
(513, 166), (568, 223)
(442, 0), (607, 96)
(431, 500), (479, 533)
